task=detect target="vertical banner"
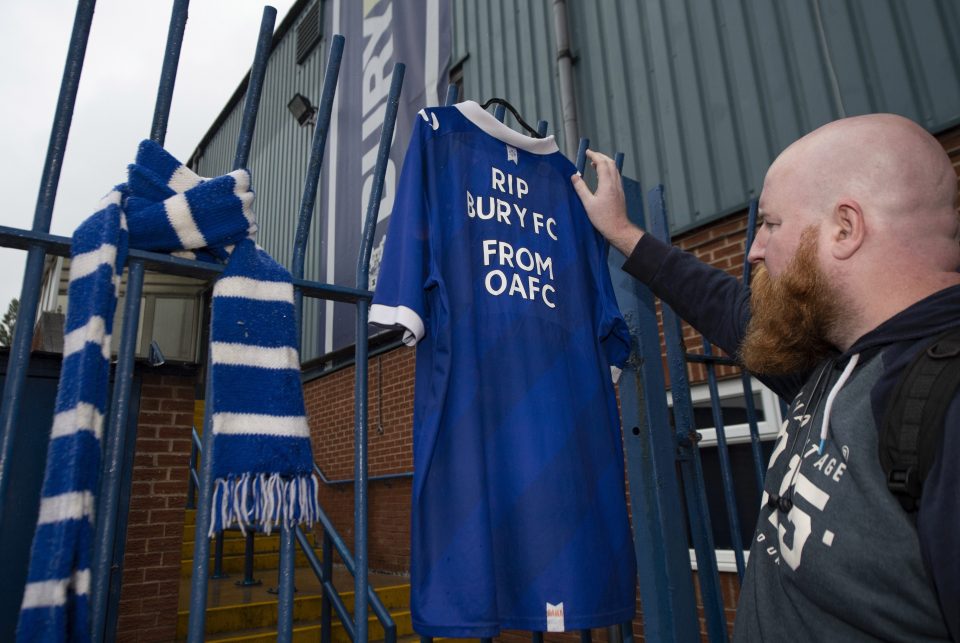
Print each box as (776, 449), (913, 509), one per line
(319, 0), (451, 354)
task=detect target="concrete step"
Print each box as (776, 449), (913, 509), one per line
(180, 547), (323, 578)
(176, 584), (412, 641)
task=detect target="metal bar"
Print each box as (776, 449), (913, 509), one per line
(354, 62), (405, 643)
(291, 35), (344, 284)
(0, 225), (375, 303)
(150, 0), (189, 146)
(741, 199), (766, 495)
(92, 0), (193, 632)
(237, 531), (261, 586)
(444, 83), (459, 106)
(703, 341), (746, 580)
(0, 0), (95, 528)
(211, 532), (228, 579)
(91, 259), (146, 641)
(537, 120), (548, 137)
(607, 624), (623, 643)
(315, 467), (412, 486)
(187, 370), (216, 641)
(357, 65), (405, 288)
(494, 104), (506, 122)
(579, 630), (591, 643)
(187, 429), (199, 510)
(623, 621), (635, 643)
(576, 137), (589, 174)
(616, 179), (699, 643)
(321, 531), (333, 643)
(188, 10), (275, 638)
(233, 7), (277, 169)
(647, 187), (728, 643)
(277, 525), (297, 643)
(685, 352), (738, 365)
(532, 632), (543, 643)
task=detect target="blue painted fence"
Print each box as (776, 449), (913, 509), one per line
(0, 2), (772, 642)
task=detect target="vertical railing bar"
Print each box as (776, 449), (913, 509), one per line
(90, 260), (146, 640)
(648, 187), (728, 642)
(702, 341), (746, 580)
(291, 34), (345, 284)
(575, 137), (589, 174)
(532, 632), (543, 643)
(277, 525), (297, 643)
(149, 0), (189, 146)
(186, 429), (198, 509)
(321, 532), (333, 643)
(494, 104), (506, 122)
(354, 61), (405, 643)
(0, 0), (96, 528)
(537, 120), (548, 137)
(579, 630), (592, 643)
(91, 0), (192, 634)
(187, 9), (276, 641)
(444, 83), (459, 106)
(740, 199), (766, 495)
(212, 531), (227, 579)
(233, 7), (278, 170)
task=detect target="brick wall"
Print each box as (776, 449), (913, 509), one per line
(117, 373), (196, 642)
(305, 346), (416, 574)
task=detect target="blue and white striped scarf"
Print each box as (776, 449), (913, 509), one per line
(17, 140), (319, 641)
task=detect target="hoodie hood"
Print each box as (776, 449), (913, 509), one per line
(842, 284), (960, 359)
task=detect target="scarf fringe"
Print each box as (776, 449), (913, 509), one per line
(209, 473), (320, 537)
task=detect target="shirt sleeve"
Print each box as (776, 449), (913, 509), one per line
(370, 119), (431, 346)
(918, 395), (960, 641)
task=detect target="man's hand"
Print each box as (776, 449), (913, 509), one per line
(571, 149), (644, 256)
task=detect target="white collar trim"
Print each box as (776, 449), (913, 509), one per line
(454, 101), (559, 155)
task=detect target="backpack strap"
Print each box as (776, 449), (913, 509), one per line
(880, 326), (960, 512)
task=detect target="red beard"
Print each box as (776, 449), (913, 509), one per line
(740, 228), (843, 375)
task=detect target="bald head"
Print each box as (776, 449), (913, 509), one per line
(752, 114), (960, 349)
(769, 113), (957, 225)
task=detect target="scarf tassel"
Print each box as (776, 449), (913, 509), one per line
(208, 473), (320, 537)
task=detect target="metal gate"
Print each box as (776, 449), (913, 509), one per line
(0, 2), (772, 641)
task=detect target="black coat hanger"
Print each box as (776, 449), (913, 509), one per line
(480, 98), (544, 138)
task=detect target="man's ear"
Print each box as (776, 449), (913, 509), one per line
(830, 200), (865, 260)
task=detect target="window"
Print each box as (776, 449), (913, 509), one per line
(296, 2), (323, 65)
(668, 378), (784, 572)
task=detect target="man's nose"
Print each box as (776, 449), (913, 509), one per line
(747, 231), (765, 264)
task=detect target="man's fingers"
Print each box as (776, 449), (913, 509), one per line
(571, 173), (593, 201)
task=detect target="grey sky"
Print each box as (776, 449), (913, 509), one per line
(0, 0), (296, 312)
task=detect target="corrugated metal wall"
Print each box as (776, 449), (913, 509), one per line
(193, 4), (329, 360)
(453, 0), (960, 233)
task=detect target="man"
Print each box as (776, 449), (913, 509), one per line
(572, 114), (959, 641)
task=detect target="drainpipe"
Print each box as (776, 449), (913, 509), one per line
(553, 0), (579, 158)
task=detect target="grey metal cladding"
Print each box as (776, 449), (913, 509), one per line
(457, 0), (960, 234)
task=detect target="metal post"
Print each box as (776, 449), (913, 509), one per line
(186, 436), (198, 510)
(187, 8), (276, 641)
(607, 623), (623, 643)
(579, 630), (592, 643)
(532, 632), (543, 643)
(90, 2), (191, 636)
(150, 0), (189, 146)
(236, 531), (261, 586)
(444, 83), (459, 106)
(615, 187), (699, 643)
(647, 186), (728, 643)
(355, 63), (405, 643)
(291, 34), (344, 317)
(277, 525), (297, 643)
(211, 531), (228, 579)
(321, 531), (333, 643)
(0, 0), (96, 528)
(703, 341), (746, 580)
(90, 258), (146, 640)
(576, 137), (589, 174)
(740, 199), (766, 495)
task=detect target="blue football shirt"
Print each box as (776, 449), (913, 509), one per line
(370, 101), (636, 637)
